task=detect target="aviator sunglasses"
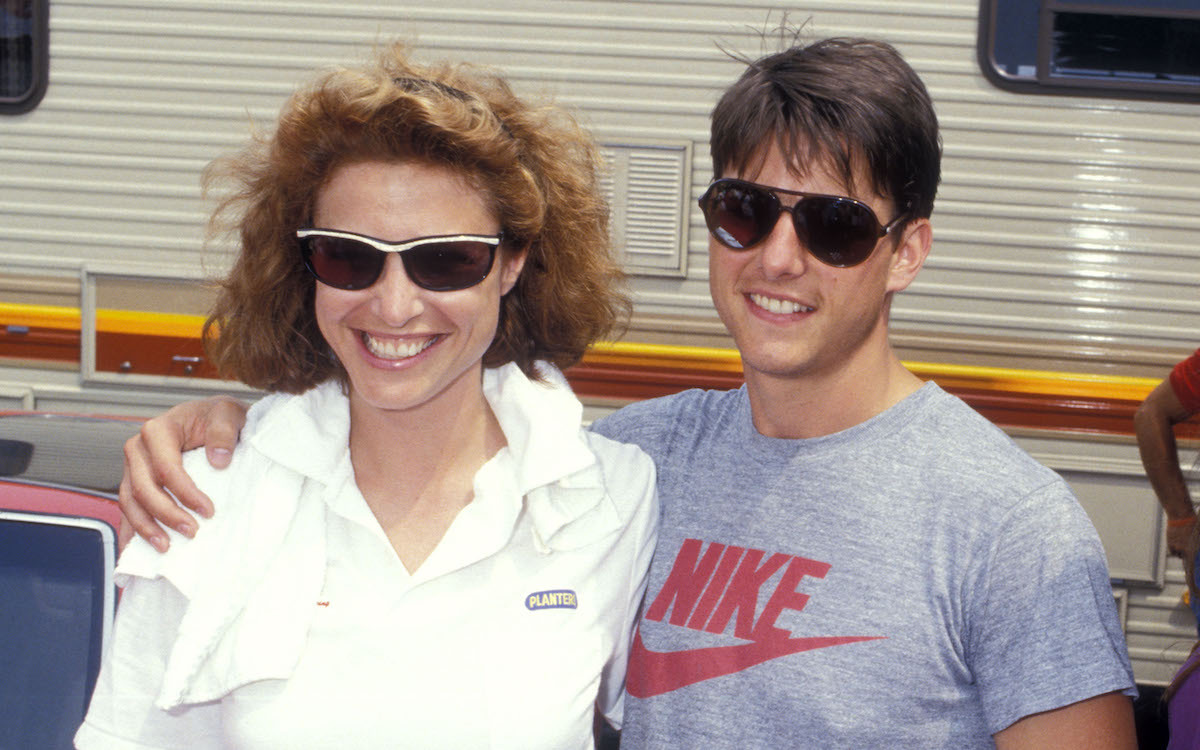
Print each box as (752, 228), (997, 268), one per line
(698, 178), (907, 268)
(297, 228), (503, 292)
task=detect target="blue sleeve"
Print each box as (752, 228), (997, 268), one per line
(968, 481), (1135, 733)
(589, 395), (682, 462)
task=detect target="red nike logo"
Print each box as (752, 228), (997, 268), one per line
(627, 629), (883, 698)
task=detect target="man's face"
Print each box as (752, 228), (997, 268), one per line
(707, 143), (915, 388)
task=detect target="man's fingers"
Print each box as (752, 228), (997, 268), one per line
(117, 513), (136, 552)
(121, 431), (202, 541)
(138, 404), (219, 518)
(197, 396), (247, 470)
(115, 395), (250, 550)
(117, 469), (171, 552)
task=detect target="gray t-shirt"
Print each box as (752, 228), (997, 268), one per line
(592, 382), (1134, 749)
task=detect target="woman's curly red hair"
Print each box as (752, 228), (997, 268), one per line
(203, 43), (627, 393)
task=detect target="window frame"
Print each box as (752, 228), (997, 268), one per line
(0, 0), (49, 115)
(978, 0), (1200, 103)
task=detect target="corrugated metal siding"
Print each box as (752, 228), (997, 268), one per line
(5, 0), (1198, 352)
(2, 0), (1199, 684)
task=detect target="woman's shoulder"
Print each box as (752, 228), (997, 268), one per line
(116, 389), (335, 588)
(176, 389), (304, 498)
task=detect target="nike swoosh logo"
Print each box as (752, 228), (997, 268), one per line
(627, 629), (884, 698)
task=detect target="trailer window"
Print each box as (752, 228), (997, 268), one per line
(0, 0), (47, 114)
(979, 0), (1200, 102)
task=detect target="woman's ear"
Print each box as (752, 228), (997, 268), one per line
(499, 246), (528, 296)
(886, 218), (931, 294)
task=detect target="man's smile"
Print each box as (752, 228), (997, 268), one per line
(748, 293), (814, 316)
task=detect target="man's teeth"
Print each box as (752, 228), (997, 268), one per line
(363, 333), (435, 359)
(750, 294), (812, 315)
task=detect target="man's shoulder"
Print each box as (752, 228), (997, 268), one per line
(913, 384), (1027, 447)
(905, 385), (1065, 490)
(590, 387), (743, 445)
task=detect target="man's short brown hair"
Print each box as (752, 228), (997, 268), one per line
(710, 37), (941, 220)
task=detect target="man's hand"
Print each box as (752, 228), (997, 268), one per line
(118, 395), (249, 552)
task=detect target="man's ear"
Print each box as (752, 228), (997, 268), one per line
(499, 246), (527, 296)
(886, 218), (931, 294)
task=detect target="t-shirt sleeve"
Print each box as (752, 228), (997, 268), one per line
(589, 401), (656, 446)
(589, 392), (690, 466)
(967, 481), (1135, 735)
(74, 577), (225, 749)
(1169, 348), (1200, 414)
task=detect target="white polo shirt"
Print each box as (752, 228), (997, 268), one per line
(77, 363), (659, 750)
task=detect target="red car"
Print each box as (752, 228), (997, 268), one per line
(0, 412), (141, 750)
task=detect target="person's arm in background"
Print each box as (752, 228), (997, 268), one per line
(1134, 378), (1197, 557)
(119, 395), (249, 551)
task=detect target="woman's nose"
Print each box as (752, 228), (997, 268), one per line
(370, 254), (424, 324)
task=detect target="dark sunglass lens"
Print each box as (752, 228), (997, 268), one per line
(796, 198), (879, 267)
(403, 241), (496, 291)
(304, 236), (386, 289)
(702, 183), (778, 250)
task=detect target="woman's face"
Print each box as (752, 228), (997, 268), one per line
(312, 160), (523, 416)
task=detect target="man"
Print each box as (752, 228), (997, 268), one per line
(119, 38), (1136, 748)
(1134, 349), (1200, 629)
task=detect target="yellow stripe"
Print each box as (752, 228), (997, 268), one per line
(95, 309), (206, 338)
(587, 341), (1158, 401)
(586, 341), (743, 372)
(903, 361), (1158, 402)
(0, 302), (81, 329)
(0, 303), (1160, 400)
(0, 303), (205, 338)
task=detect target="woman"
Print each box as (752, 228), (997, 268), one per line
(76, 43), (657, 750)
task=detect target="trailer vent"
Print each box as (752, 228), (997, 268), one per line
(600, 143), (690, 278)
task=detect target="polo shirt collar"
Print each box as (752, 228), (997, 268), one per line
(249, 364), (620, 554)
(483, 363), (620, 552)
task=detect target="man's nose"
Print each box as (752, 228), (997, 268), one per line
(757, 211), (809, 279)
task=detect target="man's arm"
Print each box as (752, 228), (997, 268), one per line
(119, 395), (249, 552)
(1134, 378), (1197, 557)
(992, 692), (1134, 750)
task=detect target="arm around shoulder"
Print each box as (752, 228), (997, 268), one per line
(119, 395), (251, 552)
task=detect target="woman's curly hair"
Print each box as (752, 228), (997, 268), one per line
(202, 42), (627, 393)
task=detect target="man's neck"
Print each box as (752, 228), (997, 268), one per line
(744, 349), (925, 439)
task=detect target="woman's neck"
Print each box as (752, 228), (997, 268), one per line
(346, 370), (507, 572)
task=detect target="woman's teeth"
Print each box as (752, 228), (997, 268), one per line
(363, 333), (436, 359)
